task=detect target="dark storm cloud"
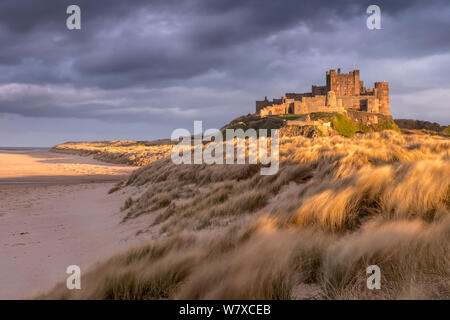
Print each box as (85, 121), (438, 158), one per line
(0, 0), (449, 128)
(1, 0), (448, 85)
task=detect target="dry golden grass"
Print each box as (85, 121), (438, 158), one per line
(40, 131), (450, 300)
(52, 140), (174, 166)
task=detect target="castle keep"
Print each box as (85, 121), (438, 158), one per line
(256, 69), (390, 117)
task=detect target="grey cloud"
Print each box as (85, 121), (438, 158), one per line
(0, 0), (449, 131)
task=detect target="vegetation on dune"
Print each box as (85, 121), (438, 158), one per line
(272, 114), (305, 120)
(375, 119), (400, 133)
(223, 117), (284, 137)
(395, 119), (444, 132)
(308, 112), (338, 122)
(331, 114), (358, 137)
(330, 114), (399, 136)
(395, 119), (449, 137)
(51, 140), (174, 166)
(442, 126), (450, 137)
(39, 131), (450, 300)
(121, 197), (134, 211)
(356, 122), (370, 133)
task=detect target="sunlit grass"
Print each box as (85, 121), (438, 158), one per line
(39, 131), (449, 300)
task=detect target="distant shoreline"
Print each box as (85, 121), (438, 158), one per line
(0, 147), (50, 151)
(0, 180), (121, 185)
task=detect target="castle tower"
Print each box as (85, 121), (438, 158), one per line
(374, 82), (389, 115)
(326, 69), (360, 96)
(326, 69), (335, 92)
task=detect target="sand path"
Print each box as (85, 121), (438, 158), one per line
(0, 150), (146, 299)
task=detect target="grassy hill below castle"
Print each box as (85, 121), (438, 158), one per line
(223, 112), (400, 138)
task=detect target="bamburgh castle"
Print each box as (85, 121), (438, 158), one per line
(256, 69), (390, 118)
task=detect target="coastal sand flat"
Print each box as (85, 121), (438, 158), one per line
(0, 149), (135, 183)
(0, 150), (146, 299)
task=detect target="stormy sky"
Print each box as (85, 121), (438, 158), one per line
(0, 0), (449, 146)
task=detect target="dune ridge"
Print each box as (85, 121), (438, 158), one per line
(51, 140), (175, 167)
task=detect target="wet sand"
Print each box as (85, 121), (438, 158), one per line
(0, 150), (145, 299)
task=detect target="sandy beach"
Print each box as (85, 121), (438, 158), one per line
(0, 149), (145, 299)
(0, 149), (135, 184)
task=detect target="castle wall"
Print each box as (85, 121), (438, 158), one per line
(366, 97), (380, 113)
(301, 96), (326, 113)
(256, 68), (390, 117)
(312, 85), (327, 96)
(286, 93), (312, 100)
(338, 96), (360, 109)
(260, 94), (345, 117)
(256, 100), (270, 113)
(347, 110), (389, 125)
(260, 103), (287, 117)
(256, 96), (271, 113)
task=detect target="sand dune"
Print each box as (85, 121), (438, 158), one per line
(38, 131), (450, 300)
